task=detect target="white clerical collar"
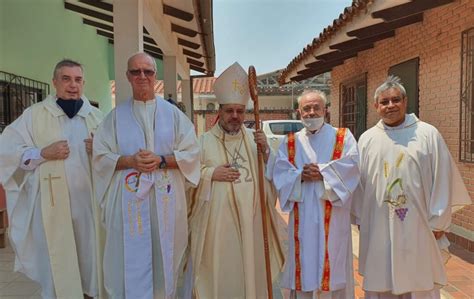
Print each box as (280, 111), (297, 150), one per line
(133, 98), (156, 105)
(218, 123), (241, 136)
(380, 114), (418, 130)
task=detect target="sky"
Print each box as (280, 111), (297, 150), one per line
(212, 0), (353, 76)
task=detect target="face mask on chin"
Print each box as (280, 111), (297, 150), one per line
(302, 117), (325, 131)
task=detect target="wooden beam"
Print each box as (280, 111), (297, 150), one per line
(171, 23), (198, 37)
(347, 13), (423, 39)
(300, 59), (345, 75)
(183, 49), (202, 59)
(178, 38), (200, 50)
(143, 44), (163, 59)
(187, 58), (204, 67)
(329, 30), (395, 51)
(98, 30), (162, 54)
(64, 2), (113, 23)
(290, 67), (333, 82)
(190, 65), (206, 73)
(83, 18), (113, 32)
(96, 29), (113, 39)
(163, 4), (194, 22)
(78, 0), (113, 12)
(315, 43), (374, 61)
(372, 0), (454, 22)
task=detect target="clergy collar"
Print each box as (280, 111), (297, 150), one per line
(211, 123), (245, 140)
(377, 113), (419, 131)
(217, 122), (241, 136)
(133, 98), (156, 105)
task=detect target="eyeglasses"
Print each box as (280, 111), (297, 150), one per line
(378, 97), (404, 106)
(128, 69), (156, 77)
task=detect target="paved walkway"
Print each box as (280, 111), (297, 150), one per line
(0, 219), (472, 298)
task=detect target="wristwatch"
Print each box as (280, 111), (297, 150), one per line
(158, 155), (167, 169)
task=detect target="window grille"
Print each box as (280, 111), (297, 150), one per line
(340, 74), (367, 139)
(0, 71), (49, 132)
(459, 28), (474, 162)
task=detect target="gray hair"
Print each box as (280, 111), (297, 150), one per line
(297, 89), (328, 107)
(127, 52), (157, 71)
(374, 75), (407, 102)
(53, 59), (83, 79)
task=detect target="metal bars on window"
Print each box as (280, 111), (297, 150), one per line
(340, 74), (367, 140)
(459, 28), (474, 162)
(0, 71), (49, 132)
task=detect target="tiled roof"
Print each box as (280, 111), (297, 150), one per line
(110, 77), (216, 96)
(279, 0), (372, 84)
(279, 0), (455, 84)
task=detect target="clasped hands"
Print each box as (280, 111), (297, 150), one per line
(40, 133), (94, 161)
(301, 163), (323, 182)
(131, 149), (162, 173)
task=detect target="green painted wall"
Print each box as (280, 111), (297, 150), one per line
(0, 0), (113, 112)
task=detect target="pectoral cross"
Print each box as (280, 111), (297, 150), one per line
(43, 174), (61, 207)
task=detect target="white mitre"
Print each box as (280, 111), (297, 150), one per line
(214, 62), (250, 106)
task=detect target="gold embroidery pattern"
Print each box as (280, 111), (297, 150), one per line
(383, 152), (409, 221)
(43, 173), (61, 207)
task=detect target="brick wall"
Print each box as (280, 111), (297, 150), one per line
(330, 0), (474, 250)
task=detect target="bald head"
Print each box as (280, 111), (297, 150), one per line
(127, 52), (157, 71)
(126, 52), (157, 101)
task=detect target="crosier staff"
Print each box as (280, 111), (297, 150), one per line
(248, 65), (273, 299)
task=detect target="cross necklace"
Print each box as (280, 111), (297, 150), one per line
(220, 129), (245, 169)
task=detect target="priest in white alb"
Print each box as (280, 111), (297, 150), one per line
(188, 62), (285, 298)
(353, 76), (472, 299)
(0, 59), (104, 298)
(92, 52), (200, 299)
(272, 90), (360, 299)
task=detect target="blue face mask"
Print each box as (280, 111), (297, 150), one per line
(302, 116), (324, 131)
(56, 98), (83, 118)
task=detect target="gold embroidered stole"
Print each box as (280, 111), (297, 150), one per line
(32, 101), (100, 298)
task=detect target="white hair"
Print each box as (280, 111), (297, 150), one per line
(297, 89), (328, 107)
(127, 51), (157, 71)
(374, 75), (407, 102)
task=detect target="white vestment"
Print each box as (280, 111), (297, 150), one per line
(272, 124), (360, 298)
(93, 98), (200, 299)
(188, 124), (285, 299)
(0, 96), (103, 298)
(353, 114), (472, 296)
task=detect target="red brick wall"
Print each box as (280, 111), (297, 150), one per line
(0, 185), (5, 211)
(330, 0), (474, 249)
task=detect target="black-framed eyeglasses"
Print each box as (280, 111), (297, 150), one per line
(128, 69), (156, 77)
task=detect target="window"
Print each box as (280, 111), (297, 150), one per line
(388, 58), (419, 116)
(0, 71), (49, 132)
(460, 28), (474, 162)
(340, 74), (367, 139)
(269, 122), (303, 135)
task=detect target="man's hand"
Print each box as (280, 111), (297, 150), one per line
(253, 129), (269, 154)
(84, 132), (94, 155)
(41, 140), (70, 160)
(212, 164), (241, 182)
(132, 149), (158, 173)
(433, 231), (445, 240)
(301, 163), (323, 182)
